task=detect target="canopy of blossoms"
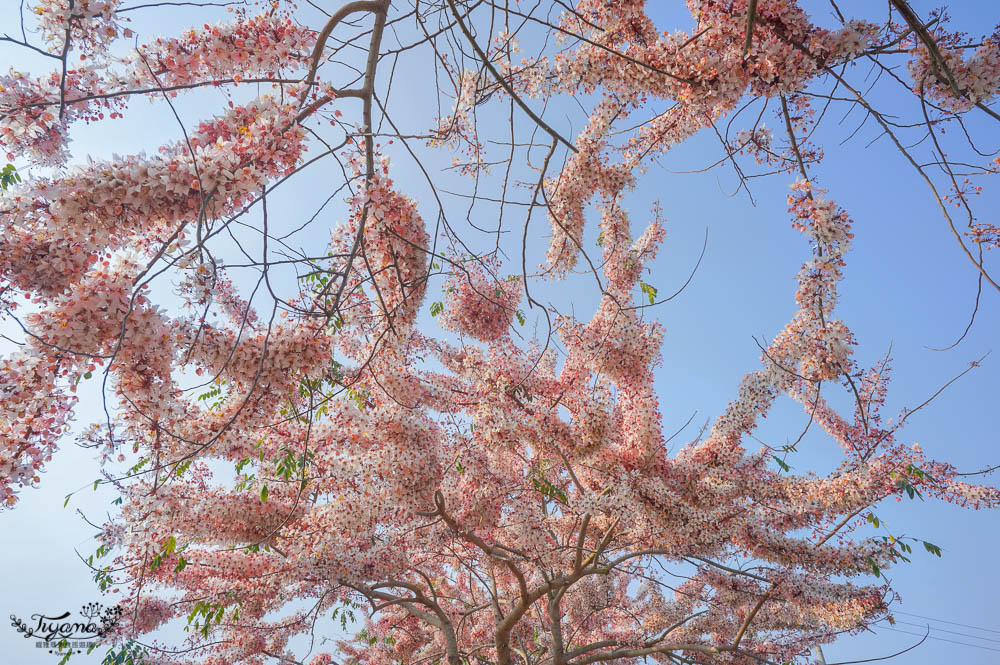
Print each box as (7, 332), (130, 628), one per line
(1, 1), (999, 665)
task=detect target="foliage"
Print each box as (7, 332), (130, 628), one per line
(0, 163), (20, 190)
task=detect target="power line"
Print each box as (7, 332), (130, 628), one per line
(892, 610), (1000, 635)
(881, 620), (1000, 644)
(873, 625), (1000, 652)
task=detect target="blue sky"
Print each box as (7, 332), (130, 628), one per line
(2, 1), (999, 663)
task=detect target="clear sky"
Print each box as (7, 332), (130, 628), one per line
(1, 1), (999, 664)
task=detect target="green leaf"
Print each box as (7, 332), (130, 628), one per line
(430, 301), (444, 317)
(639, 282), (658, 305)
(83, 371), (93, 379)
(531, 474), (568, 504)
(174, 557), (188, 573)
(260, 485), (269, 503)
(64, 494), (72, 508)
(515, 310), (526, 326)
(772, 455), (790, 473)
(865, 555), (880, 578)
(0, 163), (21, 191)
(904, 463), (937, 483)
(923, 541), (942, 557)
(896, 478), (923, 501)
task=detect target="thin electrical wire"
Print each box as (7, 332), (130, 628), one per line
(892, 610), (1000, 635)
(881, 620), (1000, 644)
(874, 625), (1000, 652)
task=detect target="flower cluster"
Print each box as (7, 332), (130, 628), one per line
(439, 267), (521, 342)
(908, 30), (1000, 111)
(1, 95), (306, 294)
(32, 0), (125, 57)
(1, 15), (314, 165)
